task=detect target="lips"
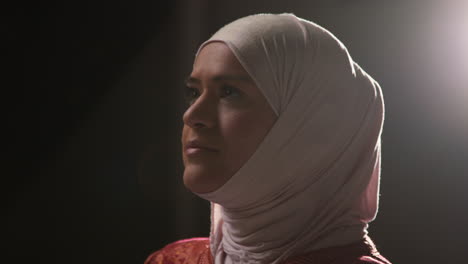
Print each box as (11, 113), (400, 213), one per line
(185, 140), (218, 152)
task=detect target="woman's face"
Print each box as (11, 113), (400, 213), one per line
(182, 42), (277, 194)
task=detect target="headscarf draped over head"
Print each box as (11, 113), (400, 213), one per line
(194, 13), (385, 264)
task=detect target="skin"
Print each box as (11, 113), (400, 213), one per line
(181, 42), (278, 194)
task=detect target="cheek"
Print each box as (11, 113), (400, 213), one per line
(220, 110), (275, 165)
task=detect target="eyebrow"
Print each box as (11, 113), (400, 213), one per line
(185, 74), (254, 85)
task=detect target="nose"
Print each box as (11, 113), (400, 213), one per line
(182, 94), (217, 129)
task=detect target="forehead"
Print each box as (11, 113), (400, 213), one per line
(191, 42), (250, 79)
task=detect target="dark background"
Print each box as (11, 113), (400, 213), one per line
(6, 0), (467, 263)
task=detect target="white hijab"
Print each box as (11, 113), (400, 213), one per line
(194, 13), (385, 264)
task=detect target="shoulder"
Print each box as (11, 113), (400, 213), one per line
(347, 239), (392, 264)
(354, 254), (392, 264)
(285, 237), (392, 264)
(348, 238), (392, 264)
(350, 256), (391, 264)
(144, 238), (211, 264)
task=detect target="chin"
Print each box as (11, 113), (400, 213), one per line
(183, 167), (221, 194)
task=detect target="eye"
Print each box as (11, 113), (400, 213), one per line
(220, 85), (241, 98)
(184, 86), (200, 105)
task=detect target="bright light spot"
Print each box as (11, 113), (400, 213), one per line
(422, 0), (468, 141)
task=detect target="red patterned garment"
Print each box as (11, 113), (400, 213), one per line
(145, 238), (212, 264)
(144, 237), (391, 264)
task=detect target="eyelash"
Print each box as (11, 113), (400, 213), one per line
(184, 87), (199, 104)
(184, 85), (241, 105)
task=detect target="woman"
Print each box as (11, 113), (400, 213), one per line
(145, 13), (391, 264)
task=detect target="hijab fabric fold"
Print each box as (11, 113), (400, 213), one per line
(194, 13), (385, 264)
